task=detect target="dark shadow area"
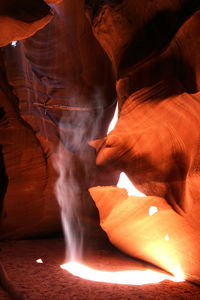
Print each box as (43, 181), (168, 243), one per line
(0, 108), (8, 216)
(0, 146), (8, 216)
(85, 0), (123, 19)
(0, 148), (8, 211)
(179, 61), (198, 94)
(119, 0), (200, 74)
(0, 0), (52, 23)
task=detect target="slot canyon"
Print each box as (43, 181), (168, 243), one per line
(0, 0), (200, 299)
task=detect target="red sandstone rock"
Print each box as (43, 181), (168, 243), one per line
(89, 186), (200, 283)
(0, 0), (117, 238)
(0, 3), (200, 286)
(88, 0), (200, 284)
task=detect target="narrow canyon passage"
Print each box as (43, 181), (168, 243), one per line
(0, 1), (200, 298)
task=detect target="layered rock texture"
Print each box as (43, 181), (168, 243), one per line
(0, 0), (117, 238)
(0, 0), (200, 284)
(87, 0), (200, 283)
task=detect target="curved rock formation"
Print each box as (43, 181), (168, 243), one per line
(0, 0), (117, 238)
(88, 0), (200, 283)
(1, 0), (200, 283)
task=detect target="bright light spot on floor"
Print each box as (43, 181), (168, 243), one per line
(117, 172), (146, 197)
(61, 261), (184, 285)
(149, 206), (158, 216)
(11, 41), (18, 47)
(36, 259), (43, 264)
(165, 234), (169, 241)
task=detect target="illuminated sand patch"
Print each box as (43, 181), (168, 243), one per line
(61, 262), (185, 285)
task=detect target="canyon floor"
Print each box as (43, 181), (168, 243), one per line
(0, 237), (200, 299)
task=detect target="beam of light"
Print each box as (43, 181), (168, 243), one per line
(117, 172), (146, 197)
(58, 100), (185, 285)
(36, 259), (43, 264)
(60, 261), (185, 285)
